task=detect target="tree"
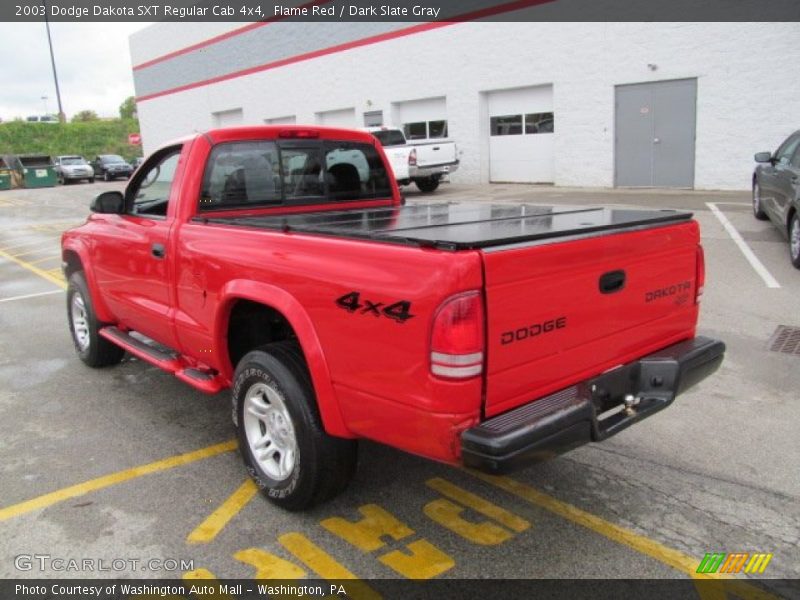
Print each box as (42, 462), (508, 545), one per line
(72, 110), (99, 122)
(119, 96), (137, 120)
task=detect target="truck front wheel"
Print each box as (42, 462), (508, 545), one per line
(67, 272), (124, 367)
(414, 176), (440, 193)
(233, 342), (357, 510)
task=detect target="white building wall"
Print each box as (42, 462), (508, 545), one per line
(133, 22), (800, 190)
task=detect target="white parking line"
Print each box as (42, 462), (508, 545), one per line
(0, 289), (63, 303)
(706, 202), (781, 289)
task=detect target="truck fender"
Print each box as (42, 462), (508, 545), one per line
(216, 279), (353, 438)
(61, 239), (115, 324)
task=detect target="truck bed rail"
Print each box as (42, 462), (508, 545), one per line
(198, 202), (693, 251)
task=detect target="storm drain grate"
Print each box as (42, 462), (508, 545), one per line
(767, 325), (800, 356)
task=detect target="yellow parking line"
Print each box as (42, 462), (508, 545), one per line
(187, 479), (258, 544)
(0, 248), (66, 289)
(27, 254), (61, 265)
(468, 472), (780, 599)
(279, 532), (381, 600)
(0, 238), (57, 252)
(0, 440), (237, 523)
(11, 247), (58, 259)
(427, 477), (530, 533)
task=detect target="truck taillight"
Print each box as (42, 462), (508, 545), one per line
(408, 148), (417, 166)
(430, 291), (484, 379)
(696, 244), (705, 304)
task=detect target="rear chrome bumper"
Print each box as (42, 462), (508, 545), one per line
(409, 160), (459, 178)
(461, 336), (725, 474)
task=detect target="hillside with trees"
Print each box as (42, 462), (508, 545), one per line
(0, 97), (141, 161)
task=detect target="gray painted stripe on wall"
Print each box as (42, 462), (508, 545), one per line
(133, 22), (408, 98)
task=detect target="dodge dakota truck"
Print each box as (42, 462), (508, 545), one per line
(62, 125), (725, 510)
(367, 126), (458, 192)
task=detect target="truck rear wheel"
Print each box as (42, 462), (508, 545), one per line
(67, 272), (124, 367)
(415, 176), (440, 193)
(233, 341), (357, 510)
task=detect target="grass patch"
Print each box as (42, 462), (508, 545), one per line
(0, 119), (142, 162)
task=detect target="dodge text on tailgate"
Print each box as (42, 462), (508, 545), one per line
(61, 125), (724, 510)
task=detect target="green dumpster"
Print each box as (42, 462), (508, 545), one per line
(0, 157), (11, 191)
(18, 154), (57, 188)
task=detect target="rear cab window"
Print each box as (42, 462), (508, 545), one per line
(199, 139), (393, 211)
(371, 129), (406, 147)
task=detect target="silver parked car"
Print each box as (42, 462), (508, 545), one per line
(54, 155), (95, 184)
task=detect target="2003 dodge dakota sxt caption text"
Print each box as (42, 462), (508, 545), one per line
(62, 125), (725, 511)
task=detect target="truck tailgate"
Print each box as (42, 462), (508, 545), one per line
(382, 147), (410, 180)
(482, 219), (701, 417)
(414, 140), (457, 167)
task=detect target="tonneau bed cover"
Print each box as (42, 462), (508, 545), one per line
(200, 202), (692, 251)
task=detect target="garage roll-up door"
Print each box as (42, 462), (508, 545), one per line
(316, 108), (356, 128)
(488, 85), (554, 183)
(393, 97), (447, 140)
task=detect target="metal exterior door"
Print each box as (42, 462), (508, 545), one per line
(615, 79), (697, 188)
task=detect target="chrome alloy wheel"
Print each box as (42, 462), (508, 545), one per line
(70, 293), (90, 351)
(243, 382), (297, 481)
(791, 217), (800, 262)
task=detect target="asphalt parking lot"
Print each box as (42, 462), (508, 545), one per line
(0, 181), (798, 597)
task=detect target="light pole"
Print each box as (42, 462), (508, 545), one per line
(42, 1), (65, 123)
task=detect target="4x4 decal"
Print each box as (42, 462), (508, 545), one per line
(335, 292), (414, 323)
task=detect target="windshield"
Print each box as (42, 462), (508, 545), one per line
(103, 155), (126, 163)
(61, 157), (86, 165)
(371, 130), (406, 147)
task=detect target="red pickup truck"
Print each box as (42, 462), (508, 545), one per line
(62, 126), (724, 510)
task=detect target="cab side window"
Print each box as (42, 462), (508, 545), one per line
(128, 147), (182, 217)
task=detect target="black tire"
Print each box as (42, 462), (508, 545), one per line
(753, 180), (768, 220)
(66, 272), (125, 368)
(233, 341), (357, 511)
(88, 178), (95, 184)
(415, 176), (440, 193)
(57, 174), (64, 185)
(789, 213), (800, 269)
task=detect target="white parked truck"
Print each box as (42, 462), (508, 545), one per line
(367, 126), (459, 193)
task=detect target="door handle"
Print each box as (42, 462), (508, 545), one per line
(599, 270), (626, 294)
(151, 243), (166, 259)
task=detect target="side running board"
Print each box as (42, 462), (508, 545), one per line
(98, 327), (224, 394)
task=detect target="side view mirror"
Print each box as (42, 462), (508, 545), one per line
(754, 151), (773, 164)
(90, 191), (124, 214)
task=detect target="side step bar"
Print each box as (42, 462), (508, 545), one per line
(175, 368), (224, 394)
(99, 327), (224, 394)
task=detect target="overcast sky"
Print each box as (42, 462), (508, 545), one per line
(0, 22), (151, 121)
